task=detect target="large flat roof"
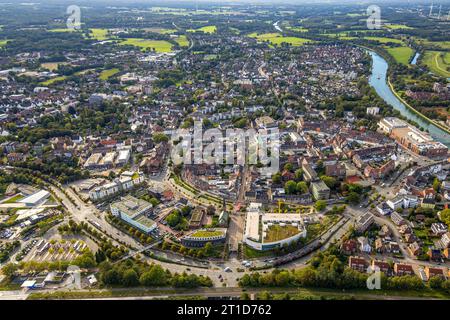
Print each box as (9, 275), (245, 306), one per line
(245, 211), (260, 241)
(18, 190), (50, 205)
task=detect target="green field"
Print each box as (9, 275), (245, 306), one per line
(386, 46), (415, 65)
(248, 32), (312, 46)
(90, 28), (110, 40)
(48, 28), (77, 33)
(384, 24), (413, 30)
(415, 39), (450, 50)
(423, 51), (450, 78)
(0, 40), (8, 47)
(287, 26), (309, 33)
(187, 25), (217, 33)
(119, 38), (174, 52)
(99, 68), (120, 80)
(363, 36), (404, 44)
(174, 35), (189, 47)
(40, 76), (68, 86)
(143, 28), (177, 34)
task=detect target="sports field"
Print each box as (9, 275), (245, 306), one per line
(99, 68), (120, 80)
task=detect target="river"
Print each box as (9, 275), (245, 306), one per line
(368, 50), (450, 147)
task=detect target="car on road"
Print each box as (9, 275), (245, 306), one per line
(224, 267), (232, 272)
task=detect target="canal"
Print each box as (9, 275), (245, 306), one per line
(368, 50), (450, 147)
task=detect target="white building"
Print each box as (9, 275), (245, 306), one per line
(89, 171), (144, 201)
(110, 195), (155, 234)
(18, 190), (50, 207)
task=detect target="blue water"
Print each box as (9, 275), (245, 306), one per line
(411, 52), (420, 65)
(368, 50), (450, 147)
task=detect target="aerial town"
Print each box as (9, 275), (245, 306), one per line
(0, 0), (449, 302)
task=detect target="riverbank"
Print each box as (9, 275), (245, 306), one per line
(387, 77), (450, 136)
(367, 49), (450, 146)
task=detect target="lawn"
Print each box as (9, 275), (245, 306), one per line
(248, 32), (312, 46)
(422, 51), (450, 78)
(264, 225), (300, 243)
(187, 25), (217, 33)
(174, 35), (189, 47)
(90, 28), (110, 40)
(99, 68), (120, 80)
(386, 46), (415, 65)
(243, 244), (275, 259)
(119, 38), (173, 52)
(40, 76), (67, 86)
(2, 194), (23, 204)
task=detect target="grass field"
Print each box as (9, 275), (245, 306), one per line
(363, 36), (404, 44)
(40, 76), (68, 86)
(174, 35), (189, 47)
(90, 28), (110, 41)
(248, 32), (312, 46)
(143, 28), (177, 34)
(422, 51), (450, 78)
(99, 68), (120, 80)
(386, 46), (415, 65)
(384, 23), (413, 30)
(119, 38), (174, 52)
(187, 25), (217, 33)
(287, 26), (309, 32)
(415, 39), (450, 50)
(48, 28), (77, 33)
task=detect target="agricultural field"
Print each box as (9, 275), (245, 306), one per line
(99, 68), (120, 80)
(142, 28), (177, 34)
(48, 28), (77, 32)
(187, 25), (217, 33)
(248, 32), (312, 46)
(287, 26), (309, 32)
(363, 36), (404, 44)
(383, 23), (413, 30)
(89, 28), (110, 41)
(40, 76), (68, 86)
(422, 51), (450, 78)
(118, 38), (173, 52)
(174, 35), (189, 47)
(386, 46), (415, 65)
